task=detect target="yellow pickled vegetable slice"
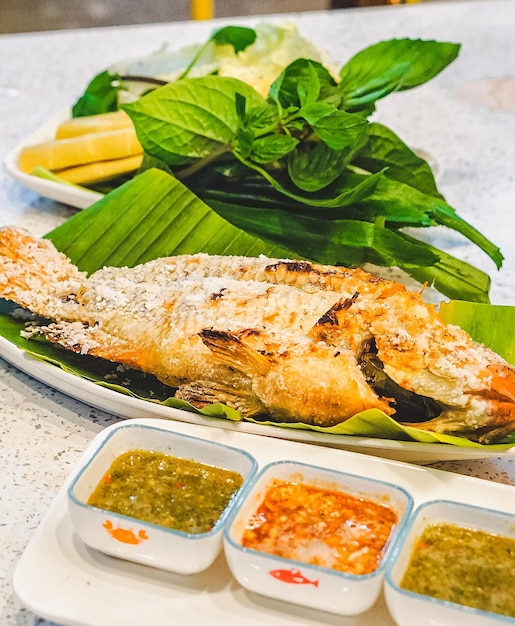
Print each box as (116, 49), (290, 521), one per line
(55, 111), (134, 139)
(19, 128), (142, 173)
(55, 154), (143, 184)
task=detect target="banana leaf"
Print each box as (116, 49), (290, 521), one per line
(46, 168), (293, 271)
(439, 300), (515, 367)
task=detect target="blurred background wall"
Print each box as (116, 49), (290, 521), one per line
(1, 0), (321, 33)
(0, 0), (434, 34)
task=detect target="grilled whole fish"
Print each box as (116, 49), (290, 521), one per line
(1, 226), (514, 443)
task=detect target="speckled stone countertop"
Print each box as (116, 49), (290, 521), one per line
(1, 1), (515, 624)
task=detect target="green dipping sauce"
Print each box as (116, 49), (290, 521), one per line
(400, 522), (515, 617)
(88, 449), (244, 534)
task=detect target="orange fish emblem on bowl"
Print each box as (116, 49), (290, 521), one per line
(102, 519), (149, 544)
(269, 567), (319, 587)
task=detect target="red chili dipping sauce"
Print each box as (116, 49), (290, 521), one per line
(241, 480), (398, 575)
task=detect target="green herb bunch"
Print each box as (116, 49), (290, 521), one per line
(73, 26), (503, 302)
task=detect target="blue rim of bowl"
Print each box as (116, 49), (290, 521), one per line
(224, 458), (414, 581)
(68, 422), (259, 540)
(384, 498), (515, 624)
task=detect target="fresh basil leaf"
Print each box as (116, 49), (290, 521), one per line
(234, 128), (254, 160)
(248, 134), (299, 164)
(72, 70), (126, 117)
(231, 100), (295, 164)
(353, 122), (443, 198)
(122, 76), (266, 162)
(308, 109), (369, 151)
(243, 103), (280, 134)
(340, 61), (411, 111)
(211, 25), (257, 52)
(298, 63), (321, 107)
(234, 91), (246, 122)
(339, 39), (460, 109)
(288, 141), (354, 191)
(235, 100), (282, 160)
(297, 101), (335, 125)
(269, 58), (338, 108)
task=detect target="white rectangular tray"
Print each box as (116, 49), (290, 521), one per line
(13, 418), (515, 626)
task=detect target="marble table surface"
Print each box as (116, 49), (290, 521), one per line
(1, 1), (515, 624)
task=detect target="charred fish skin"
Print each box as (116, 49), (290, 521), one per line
(1, 225), (515, 443)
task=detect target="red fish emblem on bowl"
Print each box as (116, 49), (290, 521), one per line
(269, 567), (319, 587)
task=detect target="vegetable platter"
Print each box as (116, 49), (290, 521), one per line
(7, 23), (504, 304)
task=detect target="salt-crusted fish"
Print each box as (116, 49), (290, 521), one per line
(1, 225), (514, 443)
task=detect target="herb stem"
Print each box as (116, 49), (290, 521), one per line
(175, 144), (233, 180)
(177, 41), (211, 80)
(120, 75), (169, 87)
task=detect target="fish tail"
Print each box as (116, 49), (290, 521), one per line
(0, 226), (85, 317)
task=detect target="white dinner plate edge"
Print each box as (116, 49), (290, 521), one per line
(1, 334), (514, 463)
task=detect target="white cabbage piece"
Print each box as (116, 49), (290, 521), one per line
(111, 22), (339, 98)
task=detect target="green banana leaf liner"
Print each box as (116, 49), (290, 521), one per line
(2, 169), (514, 448)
